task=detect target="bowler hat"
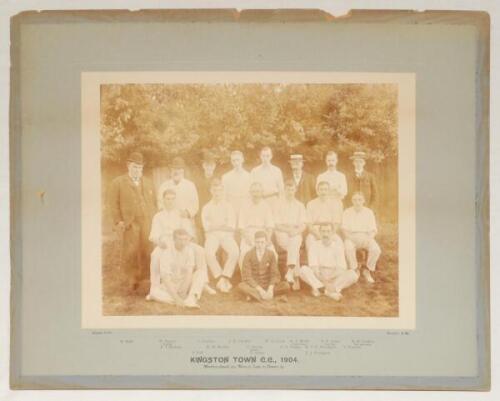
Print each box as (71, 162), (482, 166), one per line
(171, 157), (186, 169)
(127, 151), (144, 165)
(289, 154), (304, 163)
(350, 151), (367, 160)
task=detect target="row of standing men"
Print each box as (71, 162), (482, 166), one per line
(109, 147), (381, 308)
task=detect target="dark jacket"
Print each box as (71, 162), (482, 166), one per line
(241, 248), (281, 289)
(108, 174), (156, 227)
(192, 169), (221, 209)
(286, 170), (316, 205)
(347, 170), (378, 208)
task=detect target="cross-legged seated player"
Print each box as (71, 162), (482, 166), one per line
(238, 182), (276, 267)
(342, 192), (381, 283)
(273, 179), (307, 290)
(300, 223), (359, 300)
(146, 229), (206, 308)
(202, 179), (239, 293)
(238, 231), (290, 302)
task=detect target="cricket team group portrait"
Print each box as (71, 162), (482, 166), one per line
(100, 82), (400, 317)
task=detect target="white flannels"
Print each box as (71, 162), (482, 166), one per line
(342, 206), (377, 234)
(250, 164), (284, 198)
(221, 169), (251, 214)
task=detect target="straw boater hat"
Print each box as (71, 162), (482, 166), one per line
(350, 151), (367, 161)
(127, 151), (144, 165)
(289, 154), (304, 163)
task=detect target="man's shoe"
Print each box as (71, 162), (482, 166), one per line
(204, 284), (216, 295)
(363, 269), (375, 284)
(184, 296), (200, 308)
(216, 278), (225, 292)
(223, 278), (233, 292)
(292, 277), (301, 291)
(325, 291), (342, 301)
(311, 288), (321, 297)
(218, 278), (231, 293)
(276, 295), (289, 303)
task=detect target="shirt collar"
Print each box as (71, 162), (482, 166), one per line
(256, 249), (265, 260)
(128, 174), (141, 185)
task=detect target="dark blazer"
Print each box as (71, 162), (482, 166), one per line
(241, 248), (281, 289)
(347, 170), (378, 208)
(286, 170), (316, 205)
(108, 174), (156, 227)
(192, 169), (221, 209)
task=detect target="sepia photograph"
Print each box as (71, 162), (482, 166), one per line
(82, 72), (415, 328)
(8, 6), (490, 392)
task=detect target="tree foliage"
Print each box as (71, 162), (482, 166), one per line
(100, 83), (397, 167)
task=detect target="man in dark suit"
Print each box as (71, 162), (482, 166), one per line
(347, 151), (378, 209)
(193, 150), (220, 243)
(238, 231), (290, 302)
(286, 154), (316, 205)
(109, 151), (156, 294)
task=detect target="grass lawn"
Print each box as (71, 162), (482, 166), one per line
(102, 223), (398, 317)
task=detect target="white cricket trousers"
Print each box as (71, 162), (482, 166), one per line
(148, 269), (207, 304)
(204, 232), (239, 279)
(274, 231), (302, 267)
(344, 234), (381, 271)
(149, 243), (209, 298)
(300, 265), (359, 294)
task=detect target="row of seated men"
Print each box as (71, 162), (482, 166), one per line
(146, 178), (381, 308)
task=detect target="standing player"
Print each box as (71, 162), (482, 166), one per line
(347, 151), (378, 209)
(316, 150), (348, 222)
(287, 154), (316, 204)
(250, 146), (284, 207)
(221, 150), (251, 216)
(108, 151), (156, 295)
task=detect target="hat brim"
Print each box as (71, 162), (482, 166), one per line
(127, 159), (144, 165)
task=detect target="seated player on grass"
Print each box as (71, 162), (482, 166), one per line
(305, 180), (342, 262)
(148, 189), (215, 300)
(300, 223), (359, 301)
(146, 228), (206, 308)
(238, 231), (290, 302)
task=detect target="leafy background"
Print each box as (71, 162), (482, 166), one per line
(100, 83), (400, 316)
(101, 83), (398, 222)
